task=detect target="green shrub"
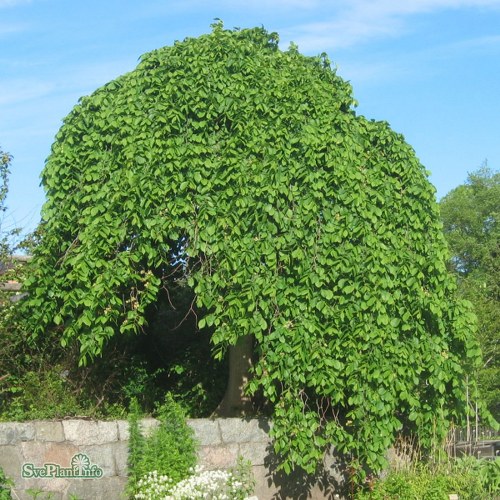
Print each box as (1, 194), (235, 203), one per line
(127, 394), (197, 497)
(0, 466), (12, 500)
(0, 366), (83, 421)
(229, 456), (256, 499)
(356, 456), (499, 499)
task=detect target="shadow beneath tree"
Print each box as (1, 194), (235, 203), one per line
(258, 420), (350, 499)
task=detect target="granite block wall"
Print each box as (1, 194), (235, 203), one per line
(0, 418), (346, 499)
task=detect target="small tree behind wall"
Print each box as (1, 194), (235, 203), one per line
(21, 23), (484, 475)
(0, 147), (18, 260)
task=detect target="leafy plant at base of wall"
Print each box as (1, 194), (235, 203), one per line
(357, 458), (500, 499)
(0, 466), (12, 500)
(229, 456), (256, 499)
(20, 22), (485, 475)
(356, 448), (500, 499)
(0, 366), (84, 421)
(126, 394), (197, 497)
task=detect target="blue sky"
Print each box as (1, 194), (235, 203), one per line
(1, 0), (499, 236)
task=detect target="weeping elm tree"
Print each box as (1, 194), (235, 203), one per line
(22, 24), (482, 474)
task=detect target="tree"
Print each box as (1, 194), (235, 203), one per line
(0, 146), (24, 289)
(0, 148), (10, 215)
(0, 146), (16, 296)
(440, 165), (499, 420)
(21, 23), (482, 474)
(0, 147), (16, 260)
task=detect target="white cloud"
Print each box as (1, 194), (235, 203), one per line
(284, 0), (500, 52)
(234, 0), (319, 6)
(0, 0), (31, 7)
(447, 33), (500, 50)
(335, 59), (401, 85)
(0, 23), (27, 36)
(60, 59), (139, 97)
(0, 0), (30, 35)
(0, 80), (54, 106)
(0, 56), (136, 108)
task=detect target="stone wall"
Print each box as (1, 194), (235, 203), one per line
(0, 418), (346, 499)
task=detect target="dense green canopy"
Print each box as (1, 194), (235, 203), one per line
(440, 166), (500, 420)
(22, 23), (481, 474)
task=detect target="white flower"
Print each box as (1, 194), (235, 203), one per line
(134, 466), (256, 500)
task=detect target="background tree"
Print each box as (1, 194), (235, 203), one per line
(0, 147), (19, 260)
(20, 23), (483, 475)
(440, 165), (499, 420)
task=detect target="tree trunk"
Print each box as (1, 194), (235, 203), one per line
(214, 334), (254, 417)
